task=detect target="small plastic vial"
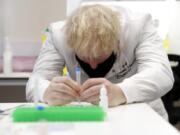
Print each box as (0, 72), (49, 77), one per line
(99, 85), (108, 112)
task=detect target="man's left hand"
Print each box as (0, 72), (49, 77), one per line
(80, 78), (126, 107)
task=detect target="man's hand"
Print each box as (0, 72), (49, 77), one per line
(80, 78), (126, 107)
(43, 77), (81, 106)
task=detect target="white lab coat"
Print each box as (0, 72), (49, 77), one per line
(26, 6), (174, 120)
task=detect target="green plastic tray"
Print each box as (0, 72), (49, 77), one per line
(12, 105), (106, 122)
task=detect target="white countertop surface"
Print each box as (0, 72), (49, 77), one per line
(0, 103), (179, 135)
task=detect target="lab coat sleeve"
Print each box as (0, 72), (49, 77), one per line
(118, 15), (174, 103)
(26, 26), (65, 102)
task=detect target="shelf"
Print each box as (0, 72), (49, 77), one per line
(0, 72), (31, 78)
(0, 72), (31, 86)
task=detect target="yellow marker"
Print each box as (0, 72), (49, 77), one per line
(63, 67), (68, 76)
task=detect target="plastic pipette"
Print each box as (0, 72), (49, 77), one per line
(33, 76), (39, 107)
(75, 67), (81, 104)
(75, 67), (81, 84)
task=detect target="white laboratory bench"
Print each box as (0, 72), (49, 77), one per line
(0, 103), (179, 135)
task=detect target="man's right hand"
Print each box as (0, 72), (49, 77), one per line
(43, 76), (81, 106)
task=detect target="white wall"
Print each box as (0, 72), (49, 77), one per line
(3, 0), (66, 56)
(169, 2), (180, 55)
(0, 0), (4, 56)
(67, 0), (113, 16)
(2, 0), (180, 56)
(67, 0), (166, 16)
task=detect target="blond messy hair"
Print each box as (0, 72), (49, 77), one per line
(65, 4), (121, 59)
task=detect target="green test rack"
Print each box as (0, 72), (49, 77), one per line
(12, 105), (106, 122)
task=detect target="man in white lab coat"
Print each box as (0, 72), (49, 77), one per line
(26, 4), (174, 120)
